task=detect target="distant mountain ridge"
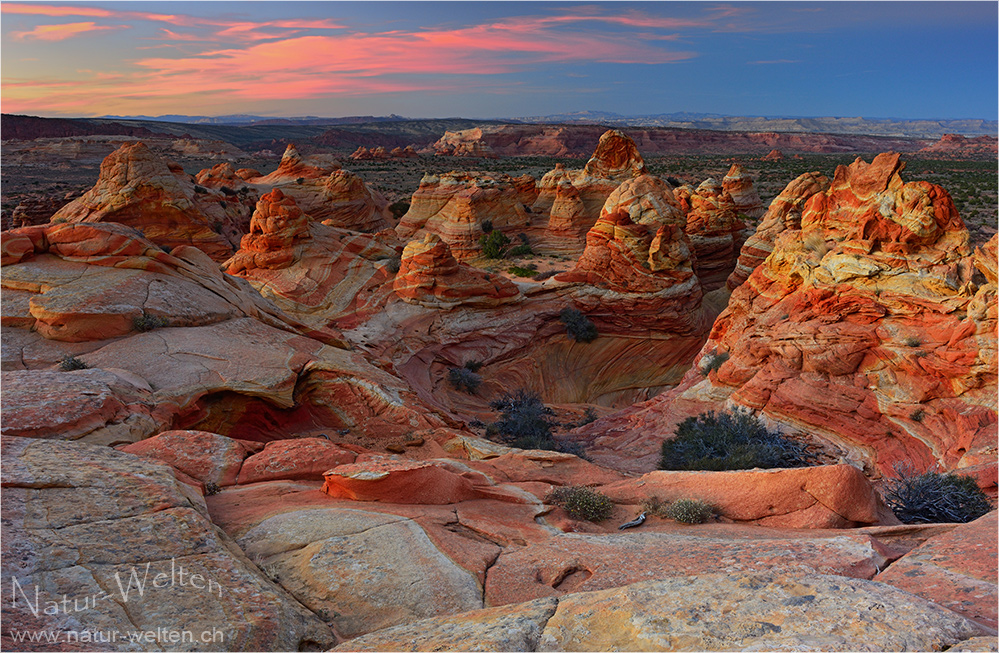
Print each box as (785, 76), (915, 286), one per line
(89, 111), (997, 138)
(513, 111), (998, 139)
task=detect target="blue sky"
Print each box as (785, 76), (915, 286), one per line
(2, 1), (996, 120)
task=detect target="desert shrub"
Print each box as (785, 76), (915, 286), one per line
(388, 200), (410, 219)
(910, 409), (925, 422)
(481, 220), (493, 234)
(295, 177), (305, 185)
(903, 336), (922, 347)
(133, 312), (170, 333)
(463, 360), (483, 372)
(204, 482), (221, 496)
(640, 495), (670, 518)
(546, 486), (614, 522)
(575, 406), (598, 427)
(658, 410), (814, 471)
(802, 232), (828, 257)
(219, 185), (237, 196)
(508, 244), (533, 257)
(883, 467), (991, 524)
(59, 355), (89, 371)
(479, 230), (510, 259)
(448, 367), (482, 395)
(193, 184), (208, 194)
(559, 307), (597, 343)
(489, 389), (555, 445)
(698, 351), (729, 375)
(508, 265), (536, 277)
(665, 498), (714, 524)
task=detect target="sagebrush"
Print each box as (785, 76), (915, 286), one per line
(884, 467), (991, 524)
(547, 486), (614, 521)
(659, 410), (814, 471)
(560, 307), (597, 343)
(665, 498), (714, 524)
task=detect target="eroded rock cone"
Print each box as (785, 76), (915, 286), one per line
(683, 177), (747, 290)
(722, 164), (765, 219)
(393, 233), (520, 308)
(50, 141), (246, 260)
(727, 171), (831, 290)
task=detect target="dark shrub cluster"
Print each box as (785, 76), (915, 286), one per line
(884, 467), (991, 524)
(59, 355), (89, 371)
(479, 230), (510, 259)
(560, 307), (597, 343)
(133, 312), (170, 333)
(388, 200), (410, 219)
(448, 367), (482, 395)
(659, 411), (814, 471)
(488, 389), (588, 458)
(546, 486), (614, 521)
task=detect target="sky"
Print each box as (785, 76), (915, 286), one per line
(2, 1), (997, 121)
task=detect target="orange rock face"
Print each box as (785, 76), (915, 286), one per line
(597, 153), (996, 476)
(396, 172), (531, 259)
(544, 179), (588, 256)
(50, 141), (247, 261)
(727, 171), (831, 290)
(314, 169), (392, 231)
(393, 233), (520, 308)
(252, 143), (340, 184)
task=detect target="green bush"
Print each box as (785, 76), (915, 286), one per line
(508, 244), (533, 257)
(560, 307), (597, 343)
(884, 468), (991, 524)
(388, 200), (410, 219)
(479, 230), (510, 259)
(463, 360), (483, 372)
(658, 411), (814, 471)
(59, 355), (89, 371)
(508, 265), (537, 277)
(665, 498), (714, 524)
(448, 367), (482, 395)
(547, 486), (614, 521)
(133, 312), (170, 333)
(640, 495), (670, 518)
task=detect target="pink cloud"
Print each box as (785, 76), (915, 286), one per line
(11, 21), (121, 41)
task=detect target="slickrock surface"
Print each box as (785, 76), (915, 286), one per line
(581, 153), (998, 475)
(236, 437), (357, 484)
(335, 572), (983, 652)
(726, 171), (831, 289)
(393, 233), (521, 308)
(0, 436), (333, 652)
(49, 142), (249, 260)
(396, 172), (531, 259)
(120, 429), (250, 487)
(876, 510), (998, 630)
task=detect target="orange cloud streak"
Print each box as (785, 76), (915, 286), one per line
(12, 21), (120, 41)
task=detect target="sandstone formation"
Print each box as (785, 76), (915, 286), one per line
(681, 177), (748, 290)
(396, 172), (531, 259)
(313, 169), (392, 231)
(919, 134), (998, 158)
(350, 145), (419, 160)
(432, 128), (500, 158)
(722, 163), (765, 218)
(49, 142), (249, 260)
(393, 233), (521, 308)
(543, 179), (588, 256)
(726, 170), (831, 290)
(762, 148), (785, 161)
(581, 153), (997, 475)
(224, 190), (399, 328)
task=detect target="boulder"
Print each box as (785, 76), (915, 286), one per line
(120, 430), (249, 487)
(236, 437), (356, 484)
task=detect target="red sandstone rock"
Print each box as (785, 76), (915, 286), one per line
(544, 179), (589, 256)
(762, 148), (785, 161)
(395, 172), (531, 259)
(49, 142), (247, 260)
(314, 169), (392, 231)
(876, 510), (998, 630)
(432, 128), (500, 158)
(237, 437), (356, 484)
(919, 134), (998, 158)
(120, 429), (249, 486)
(727, 171), (831, 290)
(722, 164), (765, 219)
(393, 233), (520, 308)
(591, 153), (997, 476)
(600, 464), (894, 528)
(251, 143), (340, 184)
(683, 177), (747, 290)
